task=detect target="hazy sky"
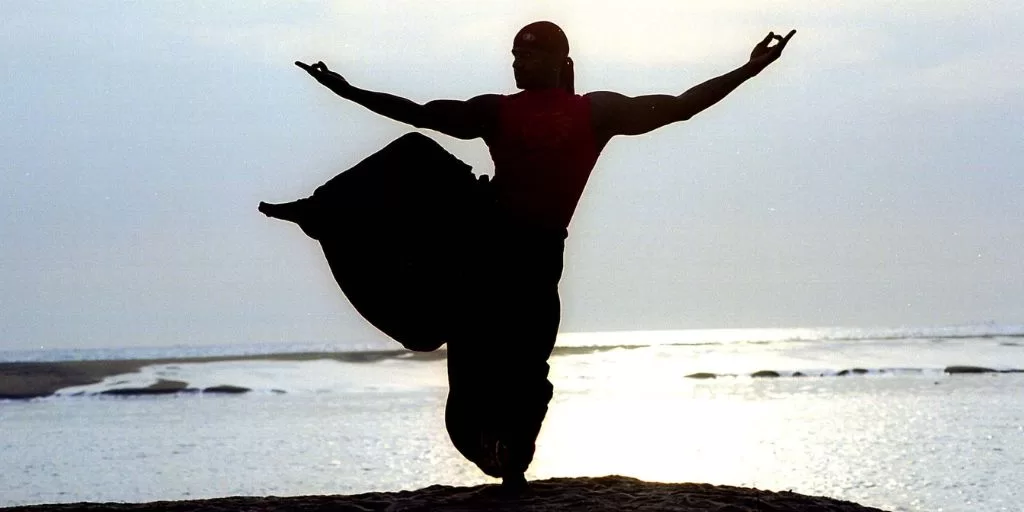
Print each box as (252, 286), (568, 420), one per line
(3, 1), (1022, 350)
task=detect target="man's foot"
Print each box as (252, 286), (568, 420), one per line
(500, 472), (529, 495)
(258, 200), (308, 223)
(258, 199), (323, 239)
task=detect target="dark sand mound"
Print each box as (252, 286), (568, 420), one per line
(4, 476), (888, 511)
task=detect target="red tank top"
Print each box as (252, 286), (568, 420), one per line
(485, 89), (599, 231)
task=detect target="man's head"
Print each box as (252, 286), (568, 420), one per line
(512, 21), (573, 92)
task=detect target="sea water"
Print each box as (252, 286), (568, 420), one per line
(2, 325), (1024, 511)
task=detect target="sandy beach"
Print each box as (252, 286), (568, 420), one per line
(2, 476), (888, 511)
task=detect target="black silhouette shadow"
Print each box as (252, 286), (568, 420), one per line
(267, 21), (794, 492)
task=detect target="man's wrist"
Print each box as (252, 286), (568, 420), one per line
(740, 60), (764, 78)
(330, 80), (356, 99)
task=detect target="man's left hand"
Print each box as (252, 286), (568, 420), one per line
(748, 30), (796, 72)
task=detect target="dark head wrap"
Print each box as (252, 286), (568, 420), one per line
(514, 21), (574, 94)
(514, 21), (569, 56)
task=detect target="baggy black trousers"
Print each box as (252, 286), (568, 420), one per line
(445, 215), (564, 478)
(270, 133), (564, 477)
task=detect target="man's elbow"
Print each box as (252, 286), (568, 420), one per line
(670, 93), (705, 122)
(672, 104), (697, 122)
(406, 111), (430, 130)
(421, 122), (479, 140)
(442, 129), (477, 140)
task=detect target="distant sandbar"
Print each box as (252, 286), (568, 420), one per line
(0, 350), (445, 400)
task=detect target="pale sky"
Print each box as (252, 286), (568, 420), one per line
(2, 1), (1022, 350)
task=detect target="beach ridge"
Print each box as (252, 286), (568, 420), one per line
(1, 475), (890, 511)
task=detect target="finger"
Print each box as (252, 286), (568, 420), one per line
(295, 61), (312, 71)
(774, 30), (797, 51)
(757, 31), (774, 48)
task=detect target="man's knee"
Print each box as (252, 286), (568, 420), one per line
(390, 132), (439, 152)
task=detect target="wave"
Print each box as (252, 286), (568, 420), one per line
(13, 336), (1016, 369)
(568, 324), (1024, 347)
(4, 323), (1024, 364)
(15, 362), (1021, 402)
(684, 366), (1024, 379)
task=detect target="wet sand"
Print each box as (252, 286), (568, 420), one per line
(1, 475), (888, 511)
(0, 351), (447, 400)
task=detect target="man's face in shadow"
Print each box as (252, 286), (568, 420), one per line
(512, 45), (562, 90)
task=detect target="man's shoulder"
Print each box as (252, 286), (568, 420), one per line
(583, 90), (623, 98)
(584, 90), (628, 107)
(468, 93), (506, 103)
(583, 91), (629, 125)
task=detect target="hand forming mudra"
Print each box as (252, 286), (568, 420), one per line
(748, 30), (796, 71)
(295, 60), (349, 90)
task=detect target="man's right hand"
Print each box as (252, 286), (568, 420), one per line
(295, 60), (351, 93)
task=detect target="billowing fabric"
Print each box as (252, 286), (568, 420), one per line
(263, 133), (486, 352)
(264, 131), (574, 477)
(445, 214), (565, 477)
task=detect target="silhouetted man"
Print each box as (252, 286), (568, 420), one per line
(265, 21), (795, 490)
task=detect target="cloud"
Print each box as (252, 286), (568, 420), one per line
(156, 0), (1022, 102)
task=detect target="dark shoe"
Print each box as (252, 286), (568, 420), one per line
(499, 472), (530, 497)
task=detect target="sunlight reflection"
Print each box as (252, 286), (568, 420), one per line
(524, 343), (879, 492)
(533, 388), (789, 485)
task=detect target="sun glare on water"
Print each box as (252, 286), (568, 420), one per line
(532, 381), (800, 485)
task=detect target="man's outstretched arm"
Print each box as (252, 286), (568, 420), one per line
(589, 30), (795, 141)
(295, 61), (497, 140)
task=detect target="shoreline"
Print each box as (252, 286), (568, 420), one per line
(1, 475), (890, 511)
(0, 350), (446, 400)
(2, 347), (1019, 400)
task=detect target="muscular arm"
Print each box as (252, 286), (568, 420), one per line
(296, 61), (497, 140)
(589, 30), (795, 143)
(589, 62), (760, 138)
(344, 87), (498, 140)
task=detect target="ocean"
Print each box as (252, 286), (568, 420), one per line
(2, 325), (1023, 511)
